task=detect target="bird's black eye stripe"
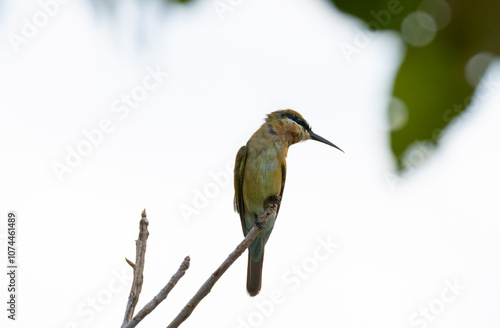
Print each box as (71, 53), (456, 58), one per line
(283, 112), (310, 130)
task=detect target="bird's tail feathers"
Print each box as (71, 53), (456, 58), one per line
(246, 251), (264, 296)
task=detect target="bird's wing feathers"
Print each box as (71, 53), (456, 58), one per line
(276, 162), (286, 217)
(234, 146), (248, 235)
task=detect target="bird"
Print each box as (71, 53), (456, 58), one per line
(234, 109), (343, 296)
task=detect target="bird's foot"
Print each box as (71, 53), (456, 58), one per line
(254, 215), (266, 230)
(270, 194), (281, 205)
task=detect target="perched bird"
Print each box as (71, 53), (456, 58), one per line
(234, 109), (343, 296)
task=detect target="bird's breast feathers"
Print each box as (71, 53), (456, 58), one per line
(242, 148), (283, 213)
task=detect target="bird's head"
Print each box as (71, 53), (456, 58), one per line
(266, 109), (343, 152)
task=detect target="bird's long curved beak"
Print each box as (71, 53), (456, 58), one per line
(309, 130), (344, 153)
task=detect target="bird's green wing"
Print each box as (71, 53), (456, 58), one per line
(234, 146), (248, 235)
(276, 162), (286, 217)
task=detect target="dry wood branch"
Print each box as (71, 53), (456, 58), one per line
(123, 256), (191, 328)
(122, 209), (149, 327)
(125, 258), (135, 269)
(166, 201), (278, 328)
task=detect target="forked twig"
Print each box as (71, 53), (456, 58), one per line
(123, 256), (191, 328)
(121, 201), (277, 328)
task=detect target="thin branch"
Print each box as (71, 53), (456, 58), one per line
(122, 209), (149, 327)
(166, 200), (278, 328)
(123, 256), (191, 328)
(125, 258), (135, 269)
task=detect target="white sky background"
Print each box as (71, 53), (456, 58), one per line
(1, 0), (499, 327)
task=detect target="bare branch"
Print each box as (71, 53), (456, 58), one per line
(123, 256), (191, 328)
(166, 201), (278, 328)
(122, 210), (150, 327)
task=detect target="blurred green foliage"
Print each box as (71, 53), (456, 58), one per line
(330, 0), (500, 169)
(92, 0), (498, 169)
